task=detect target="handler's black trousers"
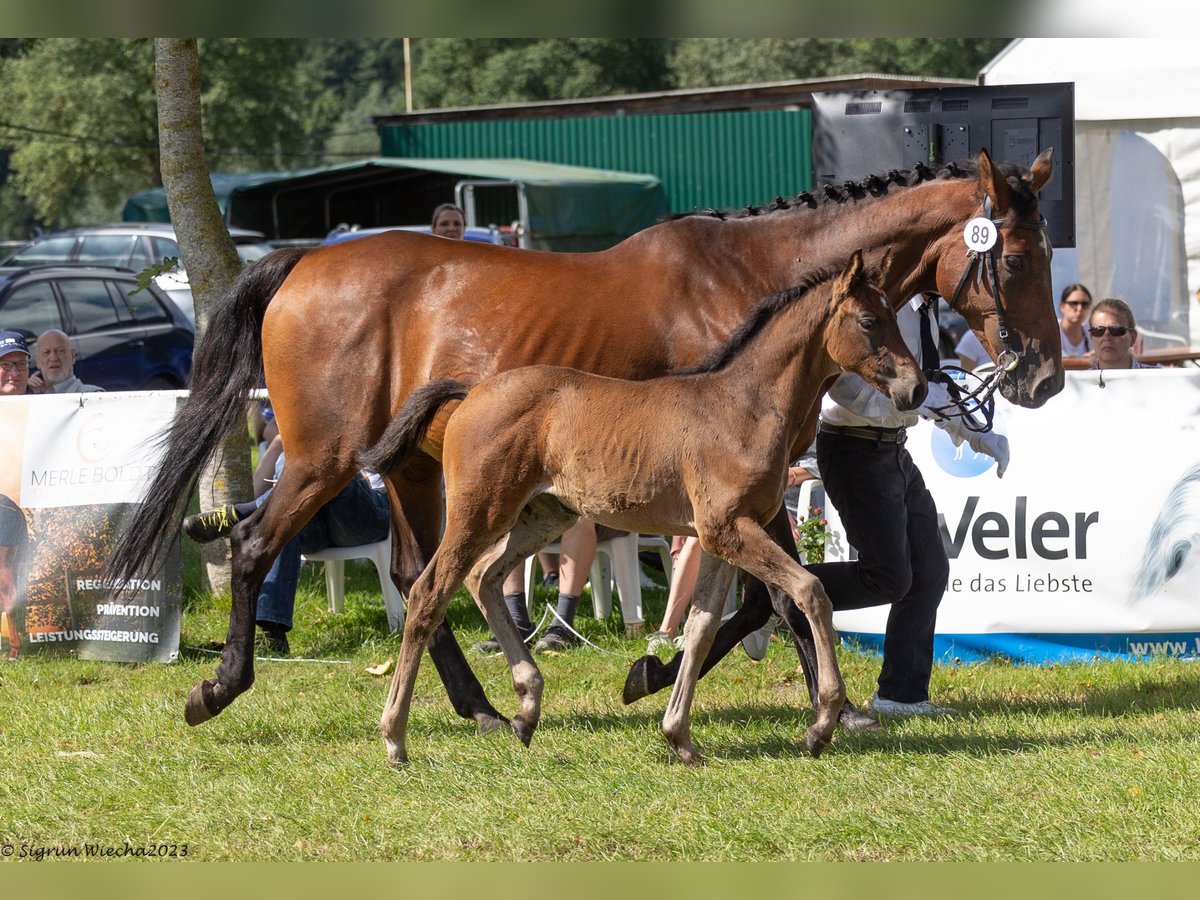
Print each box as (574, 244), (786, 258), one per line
(807, 430), (949, 703)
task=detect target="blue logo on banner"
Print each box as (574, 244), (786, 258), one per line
(930, 427), (995, 478)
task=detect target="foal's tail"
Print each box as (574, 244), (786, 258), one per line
(107, 248), (309, 579)
(359, 379), (472, 476)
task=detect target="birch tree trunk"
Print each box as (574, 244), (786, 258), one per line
(155, 38), (253, 594)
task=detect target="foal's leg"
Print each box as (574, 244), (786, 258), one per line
(385, 464), (509, 735)
(721, 517), (846, 757)
(379, 533), (489, 766)
(660, 553), (736, 765)
(185, 463), (349, 725)
(463, 497), (579, 747)
(623, 508), (878, 732)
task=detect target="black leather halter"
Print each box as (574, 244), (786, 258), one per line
(923, 194), (1049, 433)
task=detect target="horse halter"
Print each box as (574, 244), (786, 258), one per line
(923, 193), (1049, 433)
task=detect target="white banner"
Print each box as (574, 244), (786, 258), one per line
(20, 393), (176, 508)
(829, 368), (1200, 662)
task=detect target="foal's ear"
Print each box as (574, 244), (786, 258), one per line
(835, 249), (866, 297)
(1028, 147), (1054, 194)
(877, 246), (895, 283)
(976, 147), (1014, 213)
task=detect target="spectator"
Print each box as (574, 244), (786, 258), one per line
(0, 331), (33, 396)
(1, 493), (27, 661)
(1058, 283), (1094, 359)
(28, 330), (103, 394)
(182, 449), (389, 656)
(1089, 298), (1158, 370)
(431, 203), (466, 240)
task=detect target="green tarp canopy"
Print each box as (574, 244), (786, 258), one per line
(122, 157), (668, 252)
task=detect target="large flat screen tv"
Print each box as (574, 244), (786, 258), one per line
(812, 82), (1075, 247)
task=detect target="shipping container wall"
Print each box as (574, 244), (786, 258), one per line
(380, 109), (813, 214)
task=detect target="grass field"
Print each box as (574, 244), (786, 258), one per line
(3, 559), (1200, 862)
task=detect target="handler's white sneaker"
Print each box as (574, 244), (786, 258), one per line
(869, 693), (958, 718)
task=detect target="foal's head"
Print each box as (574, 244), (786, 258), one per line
(827, 249), (926, 411)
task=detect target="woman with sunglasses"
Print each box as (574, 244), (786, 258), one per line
(1058, 283), (1094, 358)
(1089, 298), (1158, 370)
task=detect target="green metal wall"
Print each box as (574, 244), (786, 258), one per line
(380, 108), (813, 214)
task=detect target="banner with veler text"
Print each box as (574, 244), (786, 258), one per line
(827, 367), (1200, 663)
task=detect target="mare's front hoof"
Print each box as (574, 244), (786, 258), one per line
(622, 655), (663, 705)
(184, 679), (220, 726)
(510, 718), (537, 748)
(839, 701), (884, 734)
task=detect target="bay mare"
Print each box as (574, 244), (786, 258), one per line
(362, 250), (925, 764)
(108, 148), (1060, 735)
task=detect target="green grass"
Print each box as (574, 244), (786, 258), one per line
(3, 564), (1200, 861)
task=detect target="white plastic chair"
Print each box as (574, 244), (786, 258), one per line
(524, 532), (673, 634)
(303, 533), (406, 634)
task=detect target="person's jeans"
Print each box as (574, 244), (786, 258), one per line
(256, 476), (390, 631)
(806, 430), (949, 703)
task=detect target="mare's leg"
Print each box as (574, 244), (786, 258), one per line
(185, 463), (349, 726)
(660, 552), (736, 765)
(721, 517), (846, 757)
(386, 460), (508, 734)
(463, 496), (579, 746)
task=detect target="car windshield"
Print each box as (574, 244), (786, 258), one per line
(3, 236), (77, 267)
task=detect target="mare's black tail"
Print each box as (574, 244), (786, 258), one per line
(358, 380), (472, 476)
(107, 248), (309, 580)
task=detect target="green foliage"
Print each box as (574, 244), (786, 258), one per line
(127, 256), (178, 296)
(796, 506), (829, 565)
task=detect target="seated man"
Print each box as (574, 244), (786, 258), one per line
(1089, 298), (1159, 371)
(0, 331), (34, 396)
(182, 450), (389, 655)
(29, 330), (103, 394)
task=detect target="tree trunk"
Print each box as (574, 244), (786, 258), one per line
(155, 38), (253, 594)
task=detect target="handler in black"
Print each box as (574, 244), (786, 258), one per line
(810, 298), (1008, 718)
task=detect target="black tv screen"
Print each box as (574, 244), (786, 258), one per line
(812, 82), (1075, 247)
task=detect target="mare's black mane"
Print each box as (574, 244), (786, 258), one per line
(666, 157), (1038, 223)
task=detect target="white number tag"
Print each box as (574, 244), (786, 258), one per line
(963, 216), (998, 252)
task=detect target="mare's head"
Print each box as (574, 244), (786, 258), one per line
(931, 148), (1061, 408)
(828, 249), (926, 411)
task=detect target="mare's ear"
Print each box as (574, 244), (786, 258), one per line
(1028, 147), (1054, 194)
(976, 147), (1014, 213)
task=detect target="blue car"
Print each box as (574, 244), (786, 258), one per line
(0, 266), (193, 391)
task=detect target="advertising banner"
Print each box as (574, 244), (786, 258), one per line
(829, 368), (1200, 662)
(0, 393), (181, 663)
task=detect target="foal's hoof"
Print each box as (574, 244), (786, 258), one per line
(184, 679), (220, 726)
(839, 701), (885, 734)
(622, 655), (663, 705)
(510, 717), (537, 748)
(805, 728), (829, 759)
(384, 740), (408, 767)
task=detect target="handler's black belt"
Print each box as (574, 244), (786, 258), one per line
(819, 422), (907, 445)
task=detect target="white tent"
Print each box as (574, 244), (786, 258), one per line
(982, 38), (1200, 346)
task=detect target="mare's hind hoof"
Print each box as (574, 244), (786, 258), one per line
(475, 712), (510, 737)
(622, 655), (663, 705)
(839, 701), (884, 734)
(184, 680), (219, 726)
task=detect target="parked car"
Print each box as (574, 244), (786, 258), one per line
(0, 223), (276, 324)
(0, 266), (193, 391)
(322, 223), (508, 246)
